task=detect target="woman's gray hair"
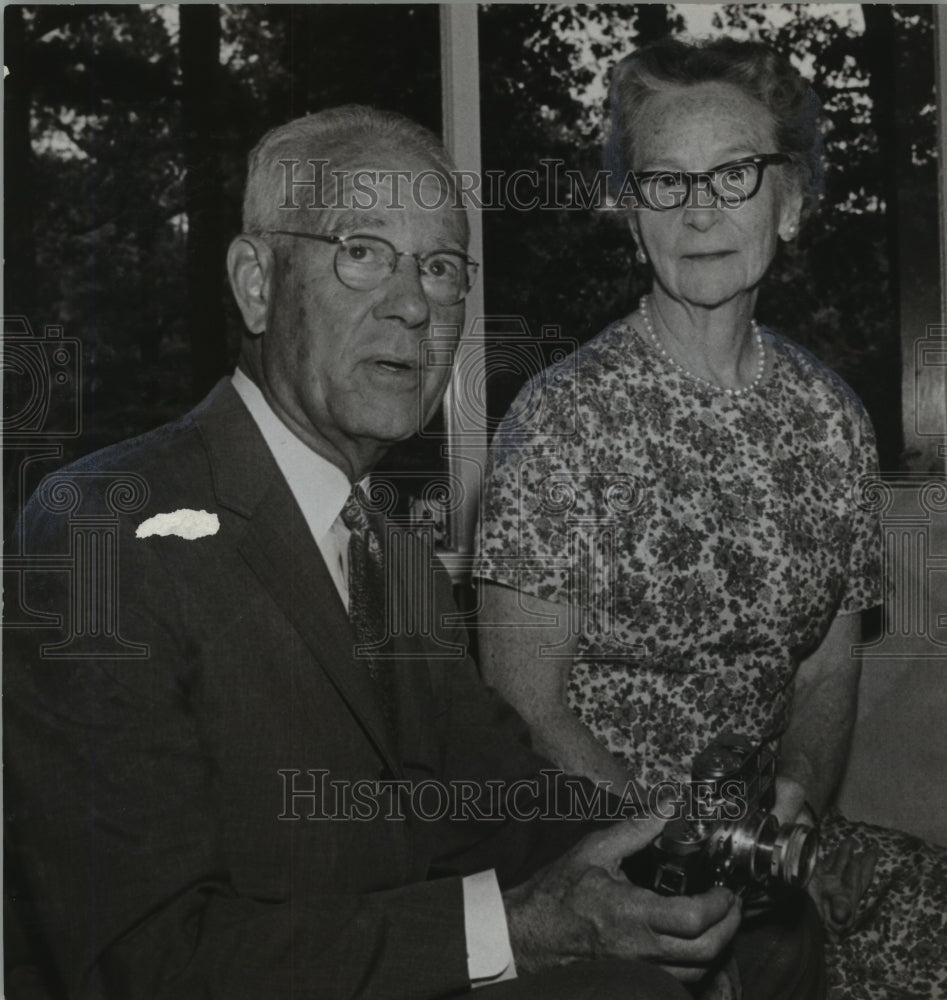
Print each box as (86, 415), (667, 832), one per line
(242, 104), (463, 233)
(604, 38), (824, 215)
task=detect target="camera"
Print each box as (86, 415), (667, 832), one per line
(622, 735), (818, 897)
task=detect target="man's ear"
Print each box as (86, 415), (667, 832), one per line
(227, 235), (274, 334)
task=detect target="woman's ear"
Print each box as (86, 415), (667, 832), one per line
(627, 215), (647, 264)
(227, 235), (274, 334)
(778, 189), (804, 242)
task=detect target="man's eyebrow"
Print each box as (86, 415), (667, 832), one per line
(323, 213), (468, 254)
(426, 238), (469, 254)
(325, 212), (387, 235)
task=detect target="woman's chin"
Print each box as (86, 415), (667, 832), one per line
(654, 276), (762, 312)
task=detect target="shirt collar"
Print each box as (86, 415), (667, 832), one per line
(231, 368), (352, 541)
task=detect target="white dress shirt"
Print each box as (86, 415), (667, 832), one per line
(230, 369), (515, 985)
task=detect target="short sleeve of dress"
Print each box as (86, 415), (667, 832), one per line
(838, 402), (884, 615)
(474, 376), (576, 606)
(475, 363), (623, 608)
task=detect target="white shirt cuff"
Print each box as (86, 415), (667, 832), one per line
(462, 870), (517, 987)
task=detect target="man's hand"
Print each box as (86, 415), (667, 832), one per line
(503, 818), (741, 981)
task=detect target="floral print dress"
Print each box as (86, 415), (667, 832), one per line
(475, 316), (947, 1000)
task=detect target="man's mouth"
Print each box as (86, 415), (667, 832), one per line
(682, 250), (734, 260)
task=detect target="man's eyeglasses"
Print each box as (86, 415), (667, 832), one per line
(263, 230), (479, 306)
(632, 153), (791, 211)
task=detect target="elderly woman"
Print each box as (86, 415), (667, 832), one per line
(475, 38), (946, 1000)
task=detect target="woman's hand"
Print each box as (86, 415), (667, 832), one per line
(773, 778), (877, 940)
(773, 775), (810, 826)
(808, 837), (879, 942)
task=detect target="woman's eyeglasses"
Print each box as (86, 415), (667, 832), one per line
(631, 153), (792, 211)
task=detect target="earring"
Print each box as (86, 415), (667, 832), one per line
(635, 247), (647, 264)
(785, 222), (798, 239)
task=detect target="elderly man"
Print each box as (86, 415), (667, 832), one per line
(6, 106), (772, 1000)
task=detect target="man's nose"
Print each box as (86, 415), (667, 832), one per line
(372, 256), (430, 328)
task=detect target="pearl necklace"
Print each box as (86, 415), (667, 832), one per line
(639, 295), (765, 397)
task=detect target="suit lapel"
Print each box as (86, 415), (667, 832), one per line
(194, 380), (402, 777)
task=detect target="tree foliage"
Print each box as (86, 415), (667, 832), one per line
(2, 3), (937, 499)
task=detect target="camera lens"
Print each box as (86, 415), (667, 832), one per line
(711, 814), (818, 891)
(708, 812), (777, 887)
(773, 823), (819, 888)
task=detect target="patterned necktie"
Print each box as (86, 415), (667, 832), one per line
(340, 486), (397, 733)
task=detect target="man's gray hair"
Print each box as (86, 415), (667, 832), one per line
(242, 105), (462, 233)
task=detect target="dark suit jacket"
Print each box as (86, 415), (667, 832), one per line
(4, 381), (588, 1000)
